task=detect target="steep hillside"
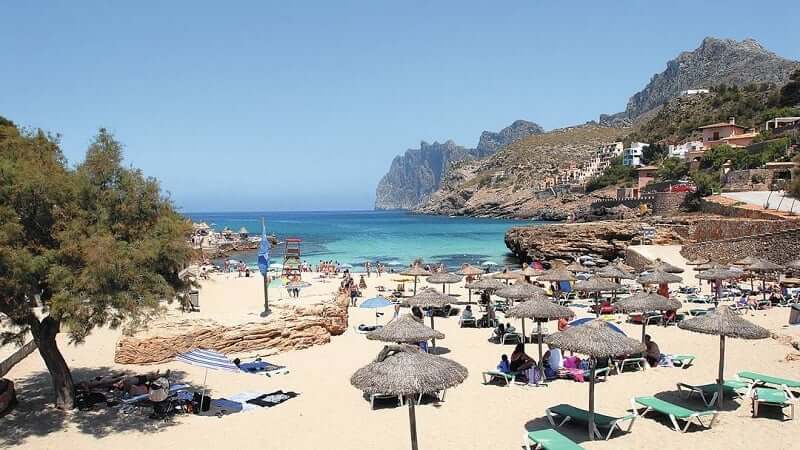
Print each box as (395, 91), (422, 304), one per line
(620, 37), (799, 120)
(414, 125), (625, 218)
(374, 120), (542, 210)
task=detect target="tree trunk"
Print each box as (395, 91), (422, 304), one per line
(29, 316), (75, 409)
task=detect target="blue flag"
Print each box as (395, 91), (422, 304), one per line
(257, 220), (270, 276)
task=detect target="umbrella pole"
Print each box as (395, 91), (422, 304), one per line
(641, 321), (647, 344)
(537, 321), (544, 385)
(200, 368), (208, 415)
(442, 284), (445, 294)
(468, 288), (472, 304)
(413, 277), (418, 296)
(262, 273), (270, 314)
(521, 318), (526, 348)
(762, 278), (767, 304)
(430, 316), (436, 348)
(588, 357), (596, 440)
(407, 395), (419, 450)
(717, 335), (726, 411)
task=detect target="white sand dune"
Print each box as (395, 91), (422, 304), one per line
(3, 255), (799, 450)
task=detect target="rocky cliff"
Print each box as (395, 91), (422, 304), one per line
(374, 120), (543, 210)
(623, 37), (799, 119)
(413, 124), (625, 219)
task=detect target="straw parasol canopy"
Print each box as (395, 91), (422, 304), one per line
(614, 292), (681, 342)
(637, 269), (683, 285)
(574, 277), (622, 292)
(518, 265), (543, 278)
(367, 314), (444, 344)
(566, 261), (585, 273)
(746, 259), (783, 272)
(695, 267), (740, 305)
(695, 261), (724, 271)
(646, 259), (684, 273)
(545, 320), (645, 440)
(405, 288), (454, 347)
(401, 265), (433, 295)
(679, 306), (770, 410)
(350, 345), (468, 450)
(537, 262), (577, 282)
(285, 280), (312, 289)
(746, 259), (784, 303)
(426, 272), (463, 294)
(686, 257), (710, 266)
(495, 283), (548, 300)
(464, 278), (506, 291)
(457, 264), (484, 276)
(492, 268), (521, 281)
(506, 299), (574, 378)
(595, 264), (635, 280)
(788, 259), (800, 271)
(734, 256), (760, 266)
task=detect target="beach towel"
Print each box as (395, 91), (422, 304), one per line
(245, 390), (299, 408)
(239, 360), (288, 375)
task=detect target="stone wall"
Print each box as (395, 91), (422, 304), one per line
(115, 293), (350, 365)
(681, 227), (800, 265)
(722, 169), (770, 192)
(690, 218), (800, 242)
(699, 197), (787, 220)
(652, 192), (689, 214)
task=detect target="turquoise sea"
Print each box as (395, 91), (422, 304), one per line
(184, 210), (543, 271)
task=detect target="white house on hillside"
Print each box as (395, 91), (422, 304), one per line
(668, 141), (703, 159)
(622, 142), (649, 167)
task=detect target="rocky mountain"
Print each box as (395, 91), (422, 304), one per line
(374, 120), (543, 210)
(414, 124), (625, 218)
(612, 37), (800, 121)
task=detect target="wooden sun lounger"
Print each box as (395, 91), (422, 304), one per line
(632, 396), (718, 432)
(523, 428), (583, 450)
(545, 403), (636, 440)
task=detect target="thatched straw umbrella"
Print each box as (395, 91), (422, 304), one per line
(457, 264), (484, 302)
(746, 259), (784, 304)
(426, 272), (462, 294)
(595, 264), (635, 281)
(506, 299), (574, 381)
(637, 269), (683, 298)
(788, 259), (800, 272)
(367, 314), (445, 344)
(696, 268), (739, 306)
(574, 277), (623, 317)
(495, 284), (549, 348)
(402, 265), (432, 295)
(566, 260), (585, 273)
(614, 293), (681, 342)
(351, 345), (468, 450)
(686, 257), (710, 266)
(678, 306), (770, 410)
(464, 277), (505, 305)
(406, 288), (454, 347)
(514, 266), (542, 284)
(493, 268), (521, 284)
(733, 256), (759, 267)
(538, 262), (576, 301)
(646, 259), (684, 273)
(545, 320), (645, 440)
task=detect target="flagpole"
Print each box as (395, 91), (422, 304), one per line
(260, 217), (270, 316)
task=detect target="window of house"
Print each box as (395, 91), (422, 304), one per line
(713, 131), (720, 140)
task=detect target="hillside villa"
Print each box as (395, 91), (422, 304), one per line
(622, 142), (650, 166)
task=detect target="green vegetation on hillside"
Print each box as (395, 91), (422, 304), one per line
(585, 156), (636, 192)
(657, 157), (689, 180)
(699, 138), (792, 171)
(630, 82), (800, 144)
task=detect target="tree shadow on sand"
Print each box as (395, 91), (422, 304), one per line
(1, 366), (201, 447)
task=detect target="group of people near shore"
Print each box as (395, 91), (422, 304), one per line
(362, 261), (386, 277)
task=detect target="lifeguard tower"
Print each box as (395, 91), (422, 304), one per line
(282, 237), (302, 278)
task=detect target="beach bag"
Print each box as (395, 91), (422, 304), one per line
(148, 377), (170, 403)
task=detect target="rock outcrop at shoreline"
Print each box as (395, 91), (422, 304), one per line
(504, 220), (683, 261)
(114, 293), (349, 364)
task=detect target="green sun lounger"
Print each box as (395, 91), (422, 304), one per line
(676, 380), (748, 406)
(632, 396), (718, 432)
(523, 429), (583, 450)
(482, 370), (518, 386)
(738, 371), (800, 396)
(671, 355), (695, 367)
(752, 387), (796, 420)
(546, 403), (636, 440)
(614, 357), (646, 373)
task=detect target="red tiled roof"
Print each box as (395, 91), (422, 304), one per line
(697, 122), (745, 130)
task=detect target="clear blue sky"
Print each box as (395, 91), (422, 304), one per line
(2, 1), (799, 212)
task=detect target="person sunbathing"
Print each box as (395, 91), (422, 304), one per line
(644, 334), (661, 367)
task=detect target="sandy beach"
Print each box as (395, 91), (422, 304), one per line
(3, 248), (799, 450)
